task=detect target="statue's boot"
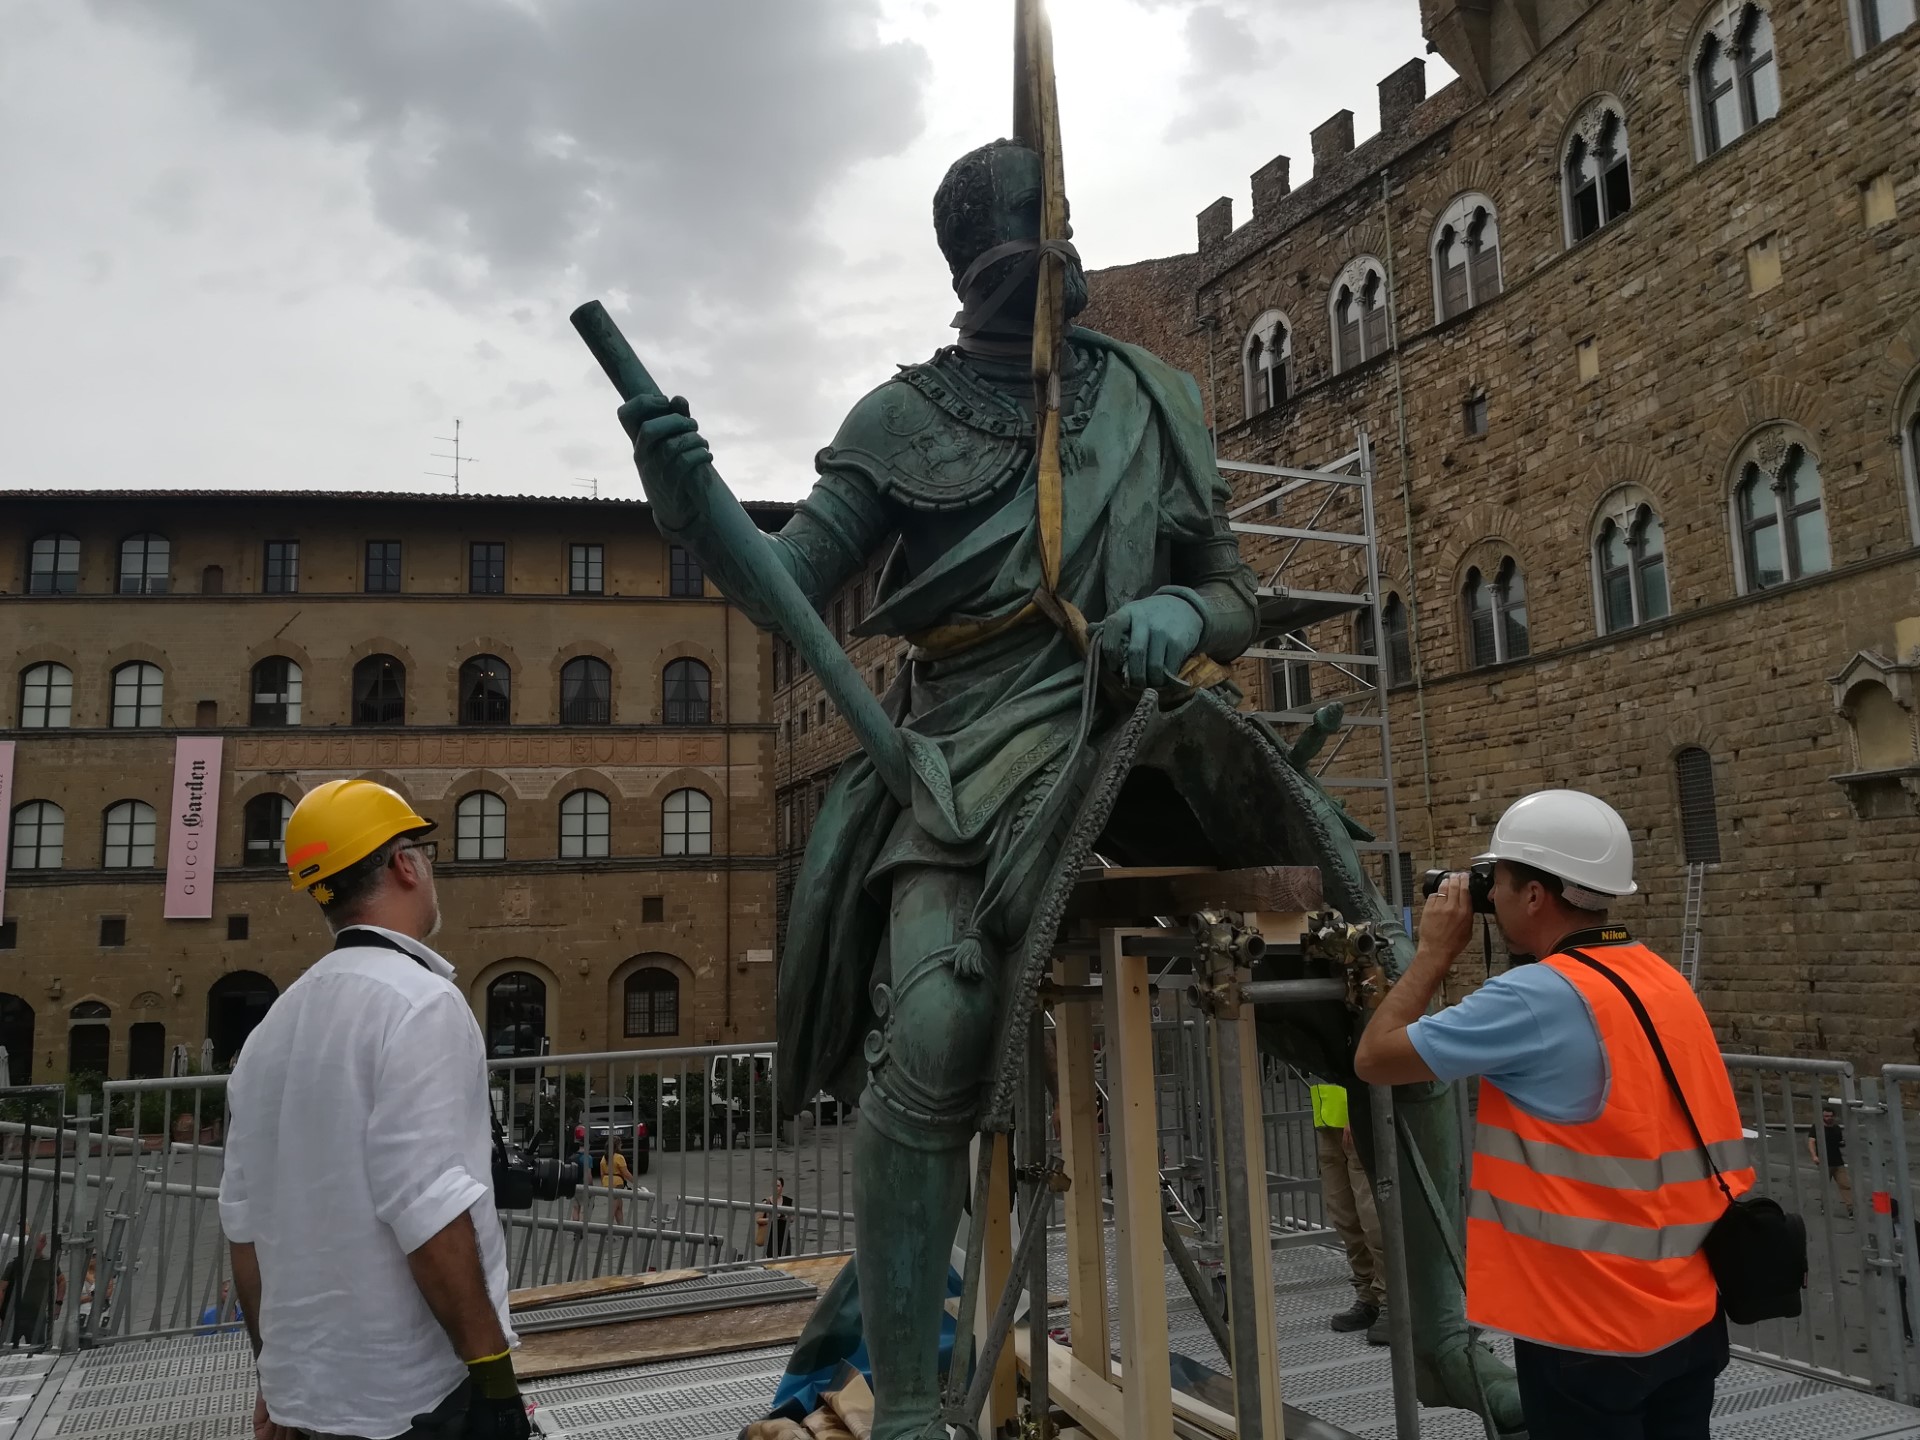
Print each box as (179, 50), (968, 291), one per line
(853, 1106), (969, 1440)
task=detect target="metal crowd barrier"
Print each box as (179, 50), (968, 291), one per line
(17, 1036), (1920, 1411)
(1873, 1065), (1920, 1403)
(26, 1044), (858, 1346)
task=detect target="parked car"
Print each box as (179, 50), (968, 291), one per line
(579, 1097), (650, 1175)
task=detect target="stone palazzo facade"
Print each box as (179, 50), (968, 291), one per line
(0, 490), (788, 1083)
(1071, 0), (1920, 1067)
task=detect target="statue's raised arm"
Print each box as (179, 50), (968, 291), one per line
(571, 301), (912, 804)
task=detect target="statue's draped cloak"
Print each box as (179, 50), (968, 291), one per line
(776, 331), (1248, 1112)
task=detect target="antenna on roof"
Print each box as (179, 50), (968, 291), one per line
(426, 419), (478, 494)
(572, 476), (600, 499)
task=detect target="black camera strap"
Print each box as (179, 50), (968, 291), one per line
(1560, 947), (1737, 1206)
(333, 926), (515, 1167)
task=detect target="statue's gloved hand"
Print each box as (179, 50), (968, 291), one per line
(617, 393), (715, 524)
(1098, 594), (1205, 691)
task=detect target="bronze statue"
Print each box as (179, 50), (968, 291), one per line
(576, 6), (1521, 1434)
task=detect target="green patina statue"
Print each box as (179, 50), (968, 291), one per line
(597, 84), (1521, 1440)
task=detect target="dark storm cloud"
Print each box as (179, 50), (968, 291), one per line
(92, 0), (931, 351)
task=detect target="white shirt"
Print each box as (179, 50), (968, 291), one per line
(219, 925), (514, 1439)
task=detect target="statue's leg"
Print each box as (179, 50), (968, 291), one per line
(855, 864), (996, 1440)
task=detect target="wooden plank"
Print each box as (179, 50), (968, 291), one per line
(1013, 1331), (1123, 1440)
(1052, 953), (1111, 1372)
(975, 1131), (1017, 1432)
(767, 1253), (852, 1290)
(514, 1297), (818, 1378)
(1065, 867), (1322, 922)
(1102, 929), (1175, 1440)
(508, 1267), (702, 1312)
(1215, 997), (1284, 1431)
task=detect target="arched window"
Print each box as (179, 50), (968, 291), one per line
(560, 656), (612, 725)
(1383, 594), (1412, 685)
(662, 788), (713, 856)
(103, 800), (158, 868)
(117, 533), (170, 595)
(1264, 633), (1313, 712)
(455, 791), (507, 861)
(1464, 557), (1529, 667)
(1563, 100), (1633, 243)
(1860, 0), (1916, 47)
(1242, 310), (1293, 418)
(1694, 2), (1780, 158)
(207, 972), (278, 1068)
(352, 654), (406, 726)
(623, 967), (680, 1038)
(111, 661), (164, 727)
(1432, 195), (1503, 321)
(1593, 496), (1671, 634)
(1675, 747), (1722, 863)
(559, 789), (611, 859)
(485, 972), (546, 1059)
(459, 655), (511, 726)
(0, 995), (34, 1084)
(243, 794), (294, 867)
(27, 533), (79, 595)
(68, 1001), (111, 1079)
(19, 663), (73, 729)
(10, 801), (64, 870)
(1734, 433), (1829, 591)
(1330, 258), (1390, 373)
(663, 658), (711, 725)
(250, 657), (303, 726)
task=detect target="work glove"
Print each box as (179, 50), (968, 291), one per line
(410, 1353), (532, 1440)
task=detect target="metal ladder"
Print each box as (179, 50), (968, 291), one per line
(1678, 860), (1706, 987)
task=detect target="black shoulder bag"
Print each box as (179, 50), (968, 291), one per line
(1563, 948), (1808, 1325)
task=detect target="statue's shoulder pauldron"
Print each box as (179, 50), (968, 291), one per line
(818, 347), (1104, 514)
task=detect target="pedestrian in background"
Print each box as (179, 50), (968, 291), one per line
(1308, 1080), (1389, 1342)
(601, 1138), (632, 1226)
(220, 779), (530, 1440)
(1808, 1107), (1853, 1217)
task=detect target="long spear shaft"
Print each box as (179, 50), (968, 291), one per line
(570, 300), (913, 806)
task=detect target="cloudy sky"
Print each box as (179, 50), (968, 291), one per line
(1, 0), (1444, 504)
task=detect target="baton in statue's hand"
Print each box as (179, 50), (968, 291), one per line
(570, 300), (913, 806)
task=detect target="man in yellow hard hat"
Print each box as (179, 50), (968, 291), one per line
(218, 779), (530, 1440)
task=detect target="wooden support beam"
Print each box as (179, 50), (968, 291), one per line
(1102, 929), (1175, 1440)
(975, 1131), (1018, 1433)
(1214, 992), (1285, 1432)
(1052, 953), (1110, 1371)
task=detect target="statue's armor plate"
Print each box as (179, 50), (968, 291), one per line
(819, 344), (1106, 513)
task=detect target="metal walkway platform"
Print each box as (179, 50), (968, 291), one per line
(8, 1241), (1920, 1438)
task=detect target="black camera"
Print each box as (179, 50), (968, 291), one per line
(491, 1138), (582, 1211)
(1420, 860), (1496, 915)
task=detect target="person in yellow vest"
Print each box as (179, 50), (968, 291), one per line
(1308, 1079), (1389, 1341)
(1356, 789), (1753, 1439)
(601, 1139), (633, 1226)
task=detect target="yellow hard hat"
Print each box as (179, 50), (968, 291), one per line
(285, 778), (434, 896)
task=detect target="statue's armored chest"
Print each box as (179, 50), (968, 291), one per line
(837, 348), (1105, 513)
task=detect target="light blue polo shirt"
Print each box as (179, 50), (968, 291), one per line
(1406, 964), (1611, 1124)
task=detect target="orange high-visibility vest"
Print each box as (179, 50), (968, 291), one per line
(1466, 938), (1754, 1355)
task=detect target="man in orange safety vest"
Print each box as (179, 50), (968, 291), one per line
(1357, 789), (1752, 1438)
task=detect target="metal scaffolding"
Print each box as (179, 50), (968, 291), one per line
(1222, 428), (1408, 912)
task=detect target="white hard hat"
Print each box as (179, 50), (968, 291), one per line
(1474, 789), (1636, 902)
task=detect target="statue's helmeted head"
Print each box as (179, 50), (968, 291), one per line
(933, 140), (1088, 329)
